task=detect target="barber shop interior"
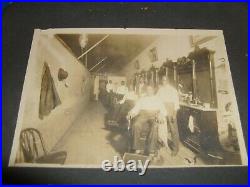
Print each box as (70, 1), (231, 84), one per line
(12, 29), (245, 167)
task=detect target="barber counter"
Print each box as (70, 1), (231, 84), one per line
(177, 103), (224, 162)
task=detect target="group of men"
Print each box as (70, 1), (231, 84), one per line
(105, 80), (137, 124)
(105, 76), (180, 158)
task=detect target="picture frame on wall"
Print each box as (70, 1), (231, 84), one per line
(134, 60), (140, 70)
(148, 47), (158, 62)
(190, 35), (217, 47)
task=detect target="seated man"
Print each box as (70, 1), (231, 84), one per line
(127, 85), (167, 156)
(115, 85), (138, 124)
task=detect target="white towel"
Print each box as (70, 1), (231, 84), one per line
(158, 120), (169, 148)
(188, 115), (195, 133)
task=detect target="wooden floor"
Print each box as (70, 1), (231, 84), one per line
(53, 101), (205, 167)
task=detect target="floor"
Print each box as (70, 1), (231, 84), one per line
(53, 101), (204, 167)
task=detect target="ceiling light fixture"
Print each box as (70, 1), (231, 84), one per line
(79, 34), (88, 49)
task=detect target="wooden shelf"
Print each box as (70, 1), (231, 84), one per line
(180, 102), (217, 112)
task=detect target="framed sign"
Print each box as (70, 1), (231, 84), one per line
(148, 47), (158, 62)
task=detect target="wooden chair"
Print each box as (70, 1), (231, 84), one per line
(20, 128), (67, 164)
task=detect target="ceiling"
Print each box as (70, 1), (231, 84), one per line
(56, 34), (157, 73)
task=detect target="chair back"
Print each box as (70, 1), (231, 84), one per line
(20, 128), (47, 162)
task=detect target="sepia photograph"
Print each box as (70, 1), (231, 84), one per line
(8, 28), (247, 170)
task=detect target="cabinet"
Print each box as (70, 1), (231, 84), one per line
(177, 104), (223, 157)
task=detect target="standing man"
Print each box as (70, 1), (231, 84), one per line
(136, 78), (147, 98)
(106, 80), (114, 109)
(157, 76), (180, 156)
(93, 75), (99, 101)
(106, 80), (114, 93)
(116, 81), (128, 98)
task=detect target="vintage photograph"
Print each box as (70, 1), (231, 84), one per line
(8, 28), (247, 168)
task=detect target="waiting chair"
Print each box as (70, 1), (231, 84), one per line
(19, 128), (67, 164)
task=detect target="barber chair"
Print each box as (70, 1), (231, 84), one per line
(19, 128), (67, 164)
(126, 116), (159, 156)
(123, 117), (151, 162)
(105, 94), (128, 130)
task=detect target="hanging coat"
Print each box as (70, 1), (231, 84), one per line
(39, 63), (61, 119)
